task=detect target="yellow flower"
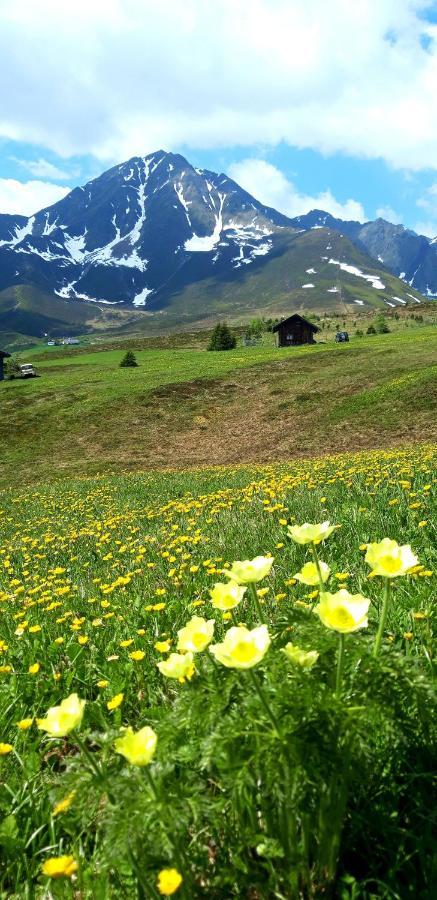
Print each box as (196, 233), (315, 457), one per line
(315, 590), (370, 634)
(41, 855), (77, 878)
(210, 624), (270, 669)
(114, 725), (157, 766)
(209, 582), (246, 610)
(225, 556), (274, 584)
(155, 639), (171, 653)
(16, 718), (33, 730)
(97, 679), (109, 688)
(129, 650), (146, 661)
(0, 742), (13, 755)
(78, 635), (89, 645)
(157, 652), (195, 681)
(288, 521), (338, 545)
(52, 791), (76, 816)
(177, 616), (215, 653)
(365, 539), (418, 577)
(281, 643), (319, 668)
(157, 868), (183, 895)
(294, 561), (330, 586)
(28, 663), (40, 674)
(107, 692), (124, 710)
(38, 693), (85, 737)
(120, 639), (134, 648)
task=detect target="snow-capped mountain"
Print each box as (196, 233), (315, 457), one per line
(0, 150), (291, 308)
(0, 151), (431, 339)
(290, 210), (437, 297)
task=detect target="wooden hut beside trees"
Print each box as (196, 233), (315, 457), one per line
(0, 349), (11, 381)
(272, 314), (319, 347)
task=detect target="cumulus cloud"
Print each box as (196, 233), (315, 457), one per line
(0, 179), (70, 215)
(414, 183), (437, 237)
(0, 1), (436, 170)
(10, 157), (77, 180)
(228, 159), (366, 221)
(375, 206), (403, 224)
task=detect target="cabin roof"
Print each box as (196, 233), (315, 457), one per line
(272, 314), (319, 333)
(0, 350), (11, 359)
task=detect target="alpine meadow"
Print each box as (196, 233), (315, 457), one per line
(0, 2), (436, 899)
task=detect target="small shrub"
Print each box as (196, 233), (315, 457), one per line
(207, 322), (237, 351)
(120, 350), (138, 368)
(366, 324), (376, 335)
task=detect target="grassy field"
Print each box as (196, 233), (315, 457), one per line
(0, 445), (435, 897)
(0, 326), (436, 489)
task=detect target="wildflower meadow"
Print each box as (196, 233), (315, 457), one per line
(0, 445), (435, 898)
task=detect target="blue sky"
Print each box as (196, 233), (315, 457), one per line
(1, 0), (437, 236)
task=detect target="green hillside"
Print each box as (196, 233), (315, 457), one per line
(0, 229), (426, 345)
(1, 326), (436, 490)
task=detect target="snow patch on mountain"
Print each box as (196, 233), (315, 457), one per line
(328, 258), (385, 289)
(185, 193), (225, 252)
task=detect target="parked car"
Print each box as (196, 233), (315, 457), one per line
(335, 331), (349, 343)
(19, 363), (37, 378)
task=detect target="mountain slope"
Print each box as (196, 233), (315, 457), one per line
(291, 210), (437, 296)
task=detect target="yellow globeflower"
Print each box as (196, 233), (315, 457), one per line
(315, 590), (370, 634)
(281, 643), (319, 668)
(288, 521), (338, 545)
(114, 725), (157, 766)
(16, 718), (33, 730)
(210, 625), (270, 669)
(28, 663), (40, 674)
(294, 561), (330, 586)
(177, 616), (215, 653)
(209, 582), (246, 610)
(157, 652), (195, 681)
(38, 693), (85, 737)
(129, 650), (146, 661)
(225, 556), (274, 584)
(41, 855), (77, 878)
(365, 539), (418, 577)
(157, 867), (183, 895)
(52, 791), (76, 816)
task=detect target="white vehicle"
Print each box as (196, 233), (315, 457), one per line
(19, 363), (37, 378)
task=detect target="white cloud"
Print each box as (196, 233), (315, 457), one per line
(0, 178), (70, 215)
(10, 157), (77, 180)
(413, 220), (437, 238)
(414, 183), (437, 237)
(375, 206), (403, 224)
(0, 1), (436, 170)
(228, 159), (366, 221)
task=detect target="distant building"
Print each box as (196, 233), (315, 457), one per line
(272, 314), (319, 347)
(62, 337), (80, 345)
(0, 349), (11, 381)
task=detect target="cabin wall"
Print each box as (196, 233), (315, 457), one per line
(277, 325), (315, 347)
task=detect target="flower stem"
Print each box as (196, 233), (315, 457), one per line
(373, 578), (391, 657)
(249, 582), (266, 623)
(310, 543), (326, 595)
(247, 668), (282, 738)
(335, 634), (345, 698)
(73, 733), (102, 781)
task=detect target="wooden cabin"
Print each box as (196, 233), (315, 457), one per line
(272, 314), (319, 348)
(0, 350), (10, 381)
